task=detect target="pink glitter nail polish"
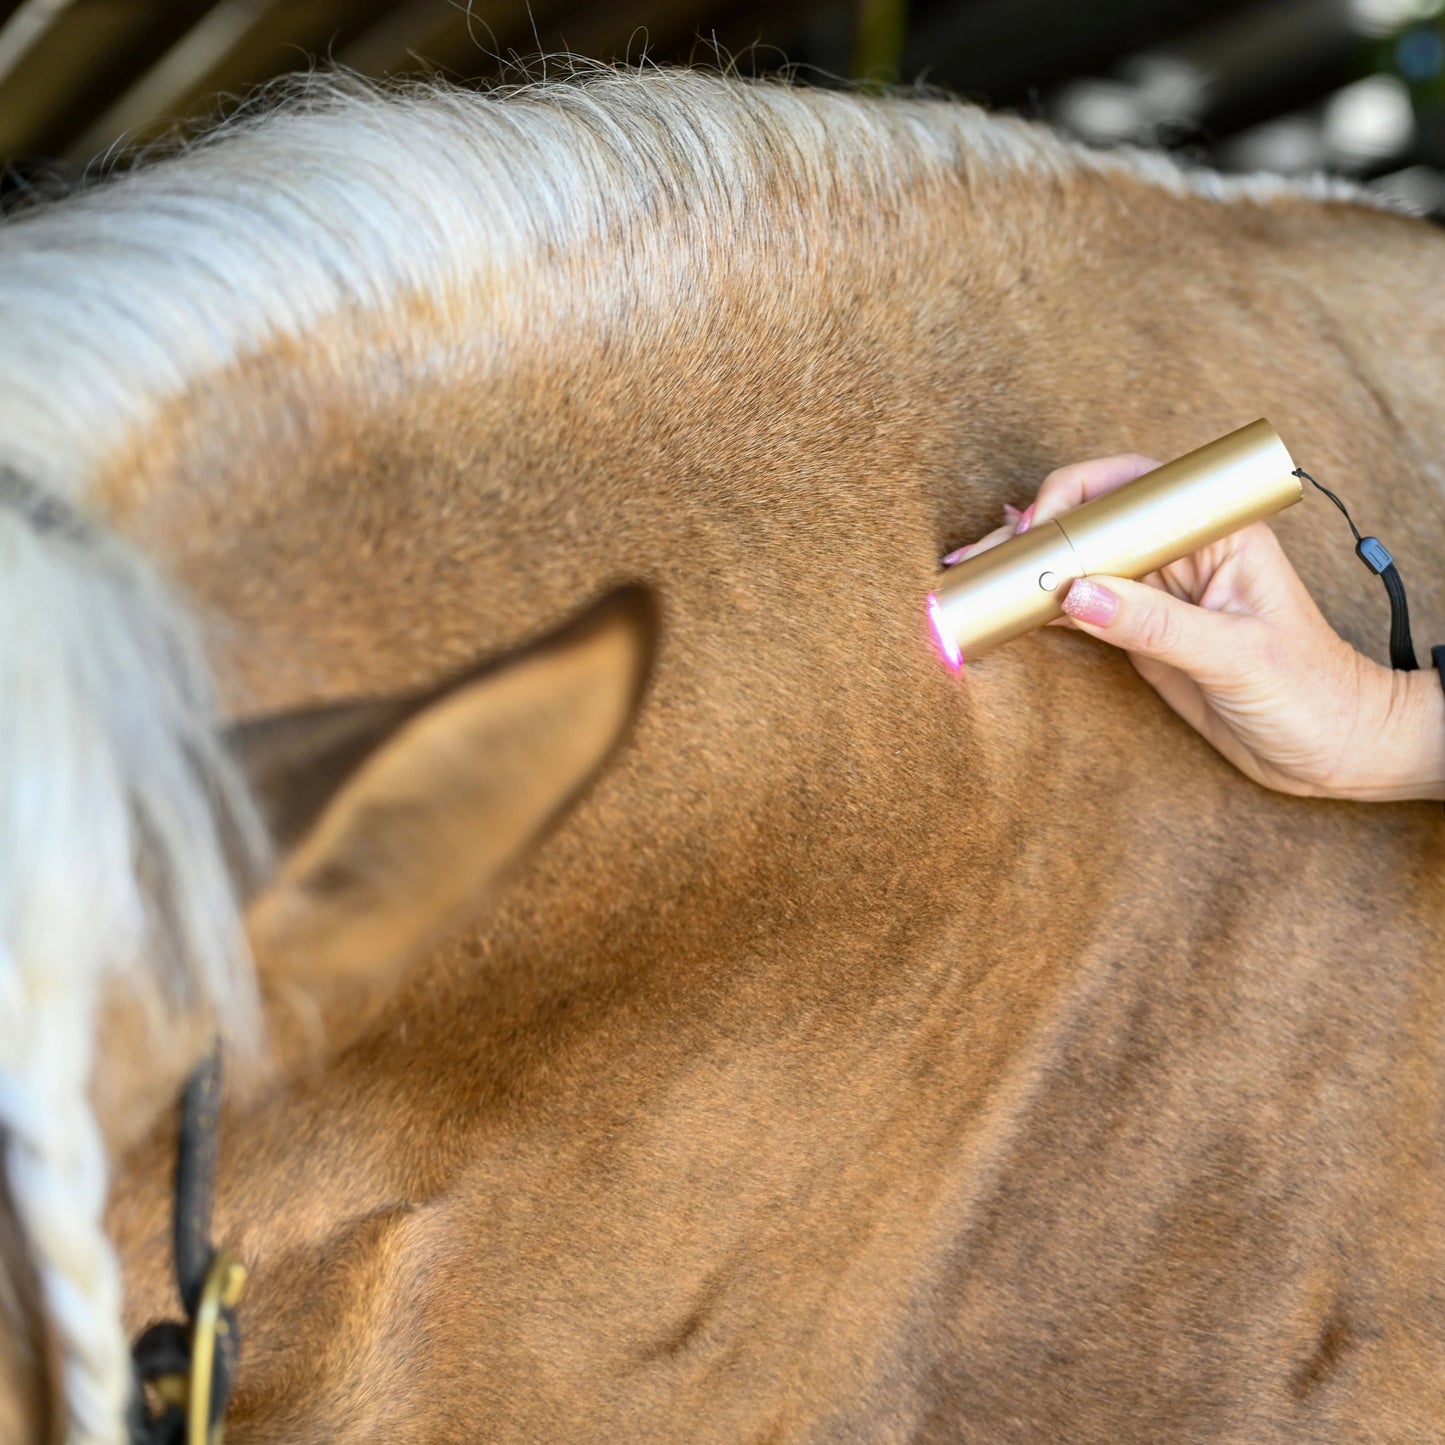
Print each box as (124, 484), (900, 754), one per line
(1061, 578), (1118, 626)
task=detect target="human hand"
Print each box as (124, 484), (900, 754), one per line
(947, 454), (1445, 803)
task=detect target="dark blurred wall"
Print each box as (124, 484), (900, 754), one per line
(1, 0), (1441, 214)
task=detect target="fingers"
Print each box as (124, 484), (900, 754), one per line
(1204, 519), (1318, 621)
(1029, 453), (1160, 529)
(1058, 574), (1238, 685)
(943, 452), (1160, 564)
(942, 506), (1021, 565)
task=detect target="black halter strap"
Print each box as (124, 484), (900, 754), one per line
(128, 1045), (243, 1445)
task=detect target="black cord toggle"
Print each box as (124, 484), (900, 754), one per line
(1356, 536), (1394, 575)
(1295, 468), (1418, 673)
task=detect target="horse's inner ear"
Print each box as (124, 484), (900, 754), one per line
(228, 585), (656, 992)
(229, 692), (426, 860)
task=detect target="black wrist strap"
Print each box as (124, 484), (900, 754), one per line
(1296, 470), (1418, 671)
(1434, 649), (1445, 817)
(1370, 541), (1418, 673)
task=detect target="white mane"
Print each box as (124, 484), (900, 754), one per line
(0, 67), (1375, 501)
(0, 475), (263, 1440)
(0, 65), (1386, 1443)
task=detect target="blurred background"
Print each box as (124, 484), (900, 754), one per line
(0, 0), (1442, 217)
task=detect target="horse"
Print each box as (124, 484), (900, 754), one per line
(3, 65), (1445, 1444)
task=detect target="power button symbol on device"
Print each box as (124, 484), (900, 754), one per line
(1038, 571), (1059, 591)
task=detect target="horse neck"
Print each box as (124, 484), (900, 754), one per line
(96, 149), (1445, 1014)
(83, 165), (1389, 961)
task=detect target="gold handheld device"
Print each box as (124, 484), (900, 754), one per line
(927, 418), (1302, 667)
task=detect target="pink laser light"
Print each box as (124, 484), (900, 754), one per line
(927, 592), (963, 672)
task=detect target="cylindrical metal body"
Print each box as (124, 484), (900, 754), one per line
(928, 419), (1302, 663)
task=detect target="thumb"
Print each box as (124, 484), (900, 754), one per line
(1059, 576), (1233, 682)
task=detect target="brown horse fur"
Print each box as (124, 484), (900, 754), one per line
(4, 67), (1445, 1441)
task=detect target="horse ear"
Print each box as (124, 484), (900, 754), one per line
(230, 586), (656, 1000)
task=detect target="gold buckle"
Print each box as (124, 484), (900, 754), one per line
(185, 1247), (248, 1445)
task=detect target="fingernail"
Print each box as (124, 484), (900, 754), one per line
(1003, 503), (1022, 523)
(1061, 578), (1118, 626)
(942, 545), (972, 565)
(1014, 504), (1035, 536)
